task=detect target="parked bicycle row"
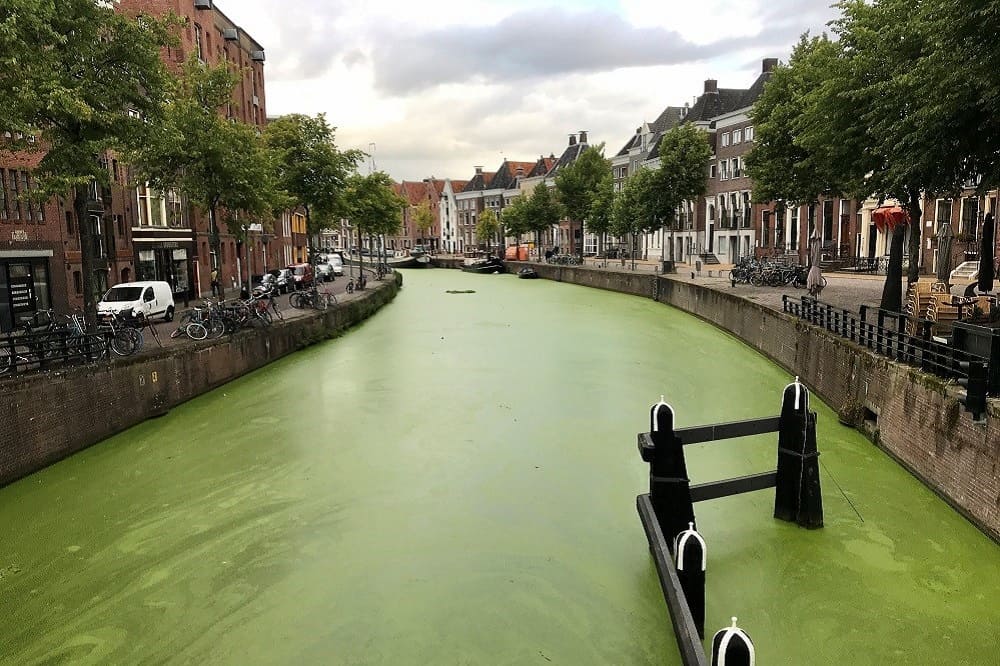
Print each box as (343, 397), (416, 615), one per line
(728, 258), (811, 289)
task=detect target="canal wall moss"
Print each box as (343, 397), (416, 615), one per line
(504, 261), (1000, 542)
(0, 274), (403, 488)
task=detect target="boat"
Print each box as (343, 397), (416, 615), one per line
(461, 256), (506, 274)
(517, 268), (539, 279)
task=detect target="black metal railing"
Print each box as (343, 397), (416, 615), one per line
(783, 296), (992, 417)
(0, 329), (107, 376)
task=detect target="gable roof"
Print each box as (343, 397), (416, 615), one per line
(527, 155), (557, 178)
(547, 141), (589, 178)
(459, 171), (496, 193)
(620, 105), (686, 159)
(487, 160), (535, 190)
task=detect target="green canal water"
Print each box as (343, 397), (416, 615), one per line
(1, 270), (998, 664)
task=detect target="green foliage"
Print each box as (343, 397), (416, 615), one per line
(132, 55), (278, 245)
(526, 183), (562, 233)
(611, 168), (658, 237)
(587, 175), (615, 238)
(501, 194), (531, 240)
(263, 113), (362, 233)
(649, 124), (713, 224)
(413, 199), (434, 239)
(345, 171), (405, 238)
(554, 144), (608, 253)
(0, 0), (173, 325)
(746, 35), (845, 206)
(475, 208), (500, 247)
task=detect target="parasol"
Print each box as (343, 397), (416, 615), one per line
(872, 206), (909, 232)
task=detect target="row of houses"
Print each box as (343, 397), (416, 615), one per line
(0, 0), (311, 333)
(401, 57), (999, 274)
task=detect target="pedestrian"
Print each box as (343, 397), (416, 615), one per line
(210, 268), (219, 296)
(620, 250), (627, 268)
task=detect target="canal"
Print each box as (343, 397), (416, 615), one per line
(1, 269), (997, 664)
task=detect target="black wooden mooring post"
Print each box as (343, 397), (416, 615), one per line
(639, 397), (696, 550)
(674, 522), (707, 639)
(711, 617), (756, 666)
(773, 378), (824, 528)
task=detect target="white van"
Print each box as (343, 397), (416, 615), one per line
(98, 281), (176, 322)
(329, 254), (344, 276)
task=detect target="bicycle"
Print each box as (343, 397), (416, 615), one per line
(345, 272), (367, 294)
(290, 285), (335, 310)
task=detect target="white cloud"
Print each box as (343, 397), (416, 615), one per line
(217, 0), (842, 180)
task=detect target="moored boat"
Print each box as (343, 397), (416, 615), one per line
(461, 256), (506, 274)
(517, 268), (539, 279)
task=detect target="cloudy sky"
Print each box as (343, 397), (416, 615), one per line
(226, 0), (841, 181)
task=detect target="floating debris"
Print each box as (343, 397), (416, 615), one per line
(445, 290), (476, 294)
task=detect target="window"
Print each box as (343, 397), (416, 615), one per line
(762, 210), (771, 247)
(823, 199), (834, 242)
(790, 206), (800, 251)
(720, 161), (728, 180)
(936, 199), (953, 225)
(73, 271), (82, 295)
(960, 197), (979, 237)
(66, 212), (73, 235)
(709, 164), (717, 179)
(721, 132), (730, 147)
(166, 190), (185, 227)
(194, 23), (205, 62)
(742, 192), (751, 228)
(137, 185), (165, 227)
(116, 215), (124, 238)
(733, 129), (743, 144)
(731, 158), (741, 179)
(745, 126), (755, 142)
(11, 170), (20, 219)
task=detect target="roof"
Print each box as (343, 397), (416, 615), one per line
(547, 142), (589, 178)
(487, 160), (536, 190)
(459, 172), (496, 193)
(527, 156), (557, 178)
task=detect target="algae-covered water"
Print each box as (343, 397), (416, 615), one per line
(0, 269), (997, 665)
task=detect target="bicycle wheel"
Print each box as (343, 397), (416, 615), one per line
(289, 292), (305, 309)
(256, 309), (273, 326)
(346, 281), (354, 294)
(207, 319), (226, 339)
(315, 294), (329, 310)
(110, 330), (139, 356)
(270, 302), (284, 322)
(186, 323), (208, 340)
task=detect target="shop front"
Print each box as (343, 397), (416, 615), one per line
(0, 251), (53, 333)
(134, 243), (193, 302)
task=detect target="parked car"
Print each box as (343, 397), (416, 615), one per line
(315, 261), (335, 282)
(288, 263), (314, 289)
(98, 281), (175, 322)
(329, 254), (344, 276)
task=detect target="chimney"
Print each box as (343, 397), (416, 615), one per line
(474, 166), (483, 175)
(579, 130), (588, 145)
(568, 134), (577, 146)
(704, 79), (718, 94)
(681, 103), (689, 118)
(762, 57), (778, 74)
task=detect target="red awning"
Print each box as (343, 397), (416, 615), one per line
(872, 206), (910, 232)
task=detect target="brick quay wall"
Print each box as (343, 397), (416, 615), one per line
(486, 259), (999, 542)
(0, 274), (403, 488)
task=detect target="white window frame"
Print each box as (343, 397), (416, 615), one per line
(721, 132), (730, 147)
(733, 129), (743, 144)
(745, 126), (755, 142)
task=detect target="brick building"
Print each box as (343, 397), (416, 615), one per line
(389, 179), (446, 254)
(119, 0), (269, 297)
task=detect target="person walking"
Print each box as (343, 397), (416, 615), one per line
(210, 268), (220, 297)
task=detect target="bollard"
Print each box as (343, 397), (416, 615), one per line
(773, 377), (824, 528)
(711, 617), (755, 666)
(639, 397), (696, 550)
(673, 522), (707, 639)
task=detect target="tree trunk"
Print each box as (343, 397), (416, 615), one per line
(74, 185), (98, 331)
(880, 222), (907, 313)
(906, 188), (922, 285)
(209, 203), (222, 294)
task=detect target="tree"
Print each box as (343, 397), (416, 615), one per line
(501, 194), (531, 249)
(263, 113), (363, 246)
(526, 183), (563, 255)
(650, 124), (714, 260)
(554, 144), (609, 257)
(413, 199), (434, 246)
(0, 0), (172, 326)
(476, 209), (500, 252)
(612, 169), (659, 268)
(795, 0), (974, 311)
(587, 175), (615, 258)
(132, 55), (278, 286)
(345, 172), (405, 268)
